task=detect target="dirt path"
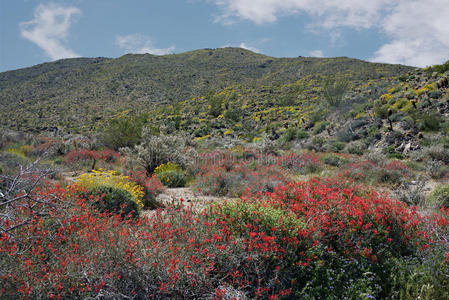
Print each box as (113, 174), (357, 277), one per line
(142, 187), (236, 217)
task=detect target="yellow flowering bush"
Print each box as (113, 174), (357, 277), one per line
(76, 169), (144, 208)
(154, 162), (186, 187)
(154, 162), (182, 174)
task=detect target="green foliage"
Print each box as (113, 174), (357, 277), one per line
(82, 185), (139, 218)
(312, 121), (328, 135)
(282, 127), (308, 142)
(124, 128), (192, 174)
(426, 60), (449, 74)
(391, 250), (449, 300)
(419, 111), (442, 132)
(157, 170), (187, 188)
(224, 106), (242, 122)
(101, 114), (147, 150)
(207, 92), (224, 117)
(346, 141), (368, 155)
(428, 183), (449, 207)
(219, 200), (304, 237)
(320, 153), (348, 167)
(384, 145), (404, 160)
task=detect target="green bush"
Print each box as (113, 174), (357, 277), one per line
(83, 185), (139, 218)
(312, 121), (329, 135)
(320, 153), (348, 167)
(419, 111), (441, 132)
(158, 170), (187, 188)
(101, 114), (147, 150)
(219, 200), (304, 237)
(282, 127), (308, 142)
(428, 184), (449, 207)
(427, 60), (449, 74)
(327, 140), (346, 153)
(346, 141), (367, 155)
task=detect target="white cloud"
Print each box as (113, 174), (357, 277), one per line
(211, 0), (389, 28)
(309, 50), (323, 57)
(20, 3), (81, 60)
(116, 34), (175, 55)
(371, 0), (449, 67)
(209, 0), (449, 67)
(239, 42), (260, 53)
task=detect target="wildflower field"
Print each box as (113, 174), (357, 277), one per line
(2, 142), (449, 299)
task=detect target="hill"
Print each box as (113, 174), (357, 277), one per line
(0, 47), (413, 134)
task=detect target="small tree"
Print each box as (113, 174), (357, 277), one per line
(207, 92), (224, 117)
(101, 114), (148, 150)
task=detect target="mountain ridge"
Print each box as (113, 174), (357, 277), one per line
(0, 47), (415, 133)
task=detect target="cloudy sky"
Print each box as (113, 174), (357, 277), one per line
(1, 0), (449, 72)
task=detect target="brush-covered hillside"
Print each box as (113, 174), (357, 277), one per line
(3, 49), (449, 299)
(0, 47), (412, 133)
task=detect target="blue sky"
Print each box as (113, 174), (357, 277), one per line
(1, 0), (449, 72)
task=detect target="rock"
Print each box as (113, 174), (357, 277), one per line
(403, 142), (411, 156)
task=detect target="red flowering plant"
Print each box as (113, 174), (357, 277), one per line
(66, 148), (121, 172)
(1, 158), (449, 299)
(207, 176), (434, 298)
(193, 150), (286, 197)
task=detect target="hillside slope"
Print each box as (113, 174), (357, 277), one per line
(0, 47), (413, 133)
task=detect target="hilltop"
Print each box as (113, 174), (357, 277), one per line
(0, 47), (412, 133)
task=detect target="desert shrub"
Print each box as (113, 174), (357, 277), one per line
(343, 159), (409, 186)
(101, 115), (147, 150)
(209, 177), (432, 299)
(193, 151), (285, 197)
(336, 126), (358, 142)
(282, 127), (308, 142)
(312, 121), (328, 134)
(154, 162), (187, 187)
(224, 106), (242, 122)
(425, 144), (449, 163)
(311, 136), (325, 147)
(253, 133), (279, 155)
(124, 128), (193, 174)
(0, 151), (29, 174)
(326, 139), (346, 153)
(419, 111), (442, 132)
(394, 176), (427, 207)
(320, 153), (349, 167)
(208, 93), (224, 117)
(66, 149), (121, 171)
(323, 78), (348, 107)
(428, 184), (449, 207)
(346, 141), (367, 155)
(374, 103), (389, 119)
(80, 185), (139, 218)
(76, 169), (144, 209)
(391, 246), (449, 300)
(384, 144), (405, 160)
(278, 152), (322, 174)
(158, 170), (186, 188)
(18, 145), (33, 157)
(426, 160), (449, 179)
(2, 177), (449, 299)
(127, 171), (164, 209)
(427, 60), (449, 74)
